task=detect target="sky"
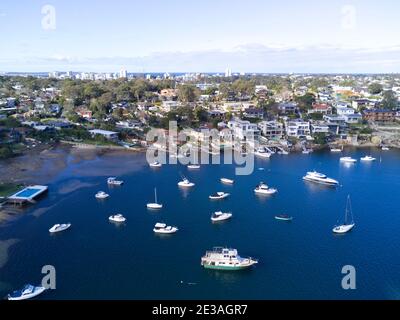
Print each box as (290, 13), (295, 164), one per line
(1, 0), (400, 73)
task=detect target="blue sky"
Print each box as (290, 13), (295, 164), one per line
(1, 0), (400, 73)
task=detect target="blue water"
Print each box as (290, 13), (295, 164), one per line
(13, 188), (41, 198)
(1, 148), (400, 300)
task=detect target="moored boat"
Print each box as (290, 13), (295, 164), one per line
(254, 182), (277, 195)
(303, 171), (339, 186)
(153, 223), (178, 234)
(209, 192), (230, 200)
(275, 214), (293, 221)
(7, 284), (46, 301)
(49, 223), (71, 233)
(220, 178), (234, 185)
(201, 247), (258, 271)
(211, 211), (232, 222)
(109, 214), (126, 223)
(107, 177), (124, 186)
(95, 191), (109, 199)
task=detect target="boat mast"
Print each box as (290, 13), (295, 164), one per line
(345, 195), (353, 225)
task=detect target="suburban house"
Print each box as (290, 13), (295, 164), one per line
(89, 129), (119, 141)
(308, 103), (332, 115)
(278, 102), (298, 114)
(285, 120), (311, 138)
(161, 101), (180, 112)
(228, 119), (260, 140)
(160, 89), (178, 100)
(310, 122), (330, 134)
(243, 108), (264, 119)
(76, 107), (93, 119)
(352, 99), (377, 110)
(363, 109), (396, 122)
(336, 106), (362, 123)
(258, 120), (284, 139)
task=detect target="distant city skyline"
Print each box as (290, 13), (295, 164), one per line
(1, 0), (400, 73)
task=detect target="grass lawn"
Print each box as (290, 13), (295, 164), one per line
(0, 183), (23, 197)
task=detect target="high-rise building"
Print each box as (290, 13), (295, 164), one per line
(119, 69), (128, 78)
(225, 68), (232, 77)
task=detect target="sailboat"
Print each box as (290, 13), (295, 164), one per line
(147, 188), (163, 209)
(333, 195), (355, 234)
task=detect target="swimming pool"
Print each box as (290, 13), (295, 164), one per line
(13, 188), (42, 199)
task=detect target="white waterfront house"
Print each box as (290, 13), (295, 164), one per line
(310, 122), (330, 134)
(258, 120), (284, 139)
(89, 129), (119, 141)
(228, 119), (260, 141)
(285, 120), (311, 138)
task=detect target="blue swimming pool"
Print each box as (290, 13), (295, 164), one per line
(14, 188), (41, 198)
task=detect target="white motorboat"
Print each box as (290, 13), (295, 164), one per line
(153, 223), (178, 234)
(254, 182), (278, 195)
(333, 196), (355, 234)
(95, 191), (109, 199)
(330, 145), (343, 153)
(178, 177), (195, 188)
(107, 177), (124, 186)
(340, 157), (357, 163)
(211, 211), (232, 222)
(360, 155), (376, 162)
(7, 284), (47, 301)
(147, 188), (163, 209)
(109, 214), (126, 223)
(254, 147), (271, 158)
(382, 146), (390, 151)
(209, 192), (230, 200)
(187, 164), (201, 169)
(201, 247), (258, 270)
(149, 161), (162, 168)
(303, 171), (339, 186)
(49, 223), (71, 233)
(220, 178), (234, 185)
(275, 214), (293, 221)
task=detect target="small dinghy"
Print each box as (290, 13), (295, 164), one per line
(209, 192), (230, 200)
(220, 178), (234, 184)
(49, 223), (71, 233)
(275, 215), (293, 221)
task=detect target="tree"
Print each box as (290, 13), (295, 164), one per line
(368, 83), (383, 95)
(178, 85), (199, 103)
(0, 145), (14, 159)
(381, 90), (398, 110)
(313, 133), (327, 145)
(295, 93), (315, 111)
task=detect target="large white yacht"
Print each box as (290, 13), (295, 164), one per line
(303, 171), (339, 186)
(254, 182), (277, 195)
(201, 247), (258, 270)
